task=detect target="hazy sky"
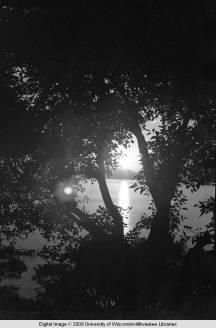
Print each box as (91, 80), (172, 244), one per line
(119, 118), (161, 171)
(119, 139), (141, 171)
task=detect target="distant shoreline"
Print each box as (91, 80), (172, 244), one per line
(108, 168), (137, 180)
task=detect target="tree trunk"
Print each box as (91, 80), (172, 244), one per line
(122, 106), (190, 308)
(97, 172), (124, 239)
(148, 200), (172, 252)
(139, 198), (176, 309)
(129, 120), (175, 249)
(96, 139), (124, 240)
(127, 118), (160, 206)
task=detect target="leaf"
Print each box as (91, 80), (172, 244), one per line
(183, 225), (191, 230)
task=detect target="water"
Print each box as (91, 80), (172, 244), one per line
(78, 179), (153, 233)
(78, 179), (214, 235)
(4, 179), (215, 299)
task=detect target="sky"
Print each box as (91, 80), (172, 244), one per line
(119, 139), (141, 171)
(119, 118), (161, 171)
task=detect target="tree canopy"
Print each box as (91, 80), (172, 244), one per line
(0, 0), (215, 318)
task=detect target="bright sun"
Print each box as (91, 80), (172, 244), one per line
(119, 156), (131, 170)
(63, 186), (73, 195)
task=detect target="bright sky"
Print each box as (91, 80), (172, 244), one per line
(118, 118), (160, 171)
(119, 140), (141, 171)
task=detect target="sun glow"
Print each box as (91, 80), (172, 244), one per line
(117, 139), (141, 171)
(63, 186), (73, 195)
(118, 156), (131, 170)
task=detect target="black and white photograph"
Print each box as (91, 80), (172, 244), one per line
(0, 0), (215, 321)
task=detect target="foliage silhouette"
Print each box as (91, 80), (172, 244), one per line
(0, 0), (215, 318)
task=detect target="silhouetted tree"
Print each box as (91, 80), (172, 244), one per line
(1, 0), (215, 315)
(2, 1), (214, 249)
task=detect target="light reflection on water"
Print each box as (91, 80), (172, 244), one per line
(118, 180), (130, 233)
(8, 180), (214, 299)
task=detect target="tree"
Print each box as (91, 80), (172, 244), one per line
(1, 0), (215, 266)
(1, 1), (216, 316)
